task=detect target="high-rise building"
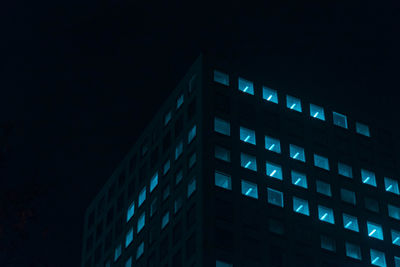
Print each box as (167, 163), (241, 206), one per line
(81, 54), (400, 267)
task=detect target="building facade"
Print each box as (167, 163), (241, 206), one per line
(81, 54), (400, 267)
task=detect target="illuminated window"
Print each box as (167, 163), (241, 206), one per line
(356, 122), (370, 137)
(215, 146), (230, 162)
(150, 172), (158, 192)
(137, 212), (145, 233)
(267, 187), (284, 207)
(176, 94), (184, 109)
(293, 197), (309, 216)
(318, 206), (334, 224)
(114, 243), (122, 261)
(187, 177), (196, 198)
(240, 153), (257, 171)
(361, 169), (376, 187)
(314, 154), (329, 170)
(215, 171), (232, 190)
(340, 189), (356, 205)
(345, 242), (361, 260)
(125, 227), (133, 247)
(216, 260), (233, 267)
(127, 201), (135, 222)
(213, 70), (229, 86)
(263, 86), (278, 103)
(188, 125), (196, 143)
(338, 162), (353, 178)
(238, 77), (254, 95)
(136, 241), (144, 259)
(395, 256), (400, 267)
(367, 221), (383, 240)
(164, 111), (172, 126)
(174, 196), (182, 213)
(266, 161), (283, 180)
(389, 204), (400, 220)
(316, 180), (331, 197)
(310, 104), (325, 121)
(286, 95), (302, 112)
(370, 249), (386, 267)
(265, 135), (281, 153)
(291, 170), (307, 189)
(214, 117), (230, 136)
(343, 213), (359, 232)
(392, 230), (400, 246)
(321, 235), (336, 251)
(175, 141), (183, 160)
(384, 177), (399, 195)
(241, 180), (258, 199)
(161, 212), (169, 229)
(125, 257), (132, 267)
(240, 127), (256, 145)
(163, 160), (170, 175)
(333, 111), (348, 129)
(289, 144), (305, 162)
(138, 187), (146, 207)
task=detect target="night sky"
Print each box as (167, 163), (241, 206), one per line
(2, 1), (400, 266)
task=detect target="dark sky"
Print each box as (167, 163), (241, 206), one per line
(1, 1), (400, 266)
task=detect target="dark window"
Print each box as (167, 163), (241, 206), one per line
(186, 234), (196, 259)
(139, 163), (147, 184)
(128, 180), (135, 197)
(214, 91), (231, 114)
(172, 250), (182, 267)
(215, 227), (233, 251)
(151, 147), (159, 168)
(173, 222), (182, 245)
(365, 197), (379, 213)
(160, 236), (169, 259)
(188, 99), (196, 120)
(175, 116), (183, 138)
(163, 131), (171, 153)
(106, 206), (114, 225)
(269, 219), (284, 235)
(117, 192), (124, 214)
(187, 204), (196, 228)
(118, 172), (125, 188)
(269, 246), (283, 267)
(104, 230), (112, 251)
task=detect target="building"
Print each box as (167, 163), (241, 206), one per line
(81, 54), (400, 267)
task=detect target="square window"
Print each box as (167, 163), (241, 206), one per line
(361, 169), (377, 187)
(214, 117), (230, 136)
(291, 170), (308, 189)
(241, 180), (258, 199)
(137, 212), (145, 233)
(392, 230), (400, 246)
(240, 153), (257, 171)
(163, 160), (171, 175)
(161, 212), (169, 229)
(213, 70), (229, 86)
(187, 177), (196, 198)
(125, 227), (133, 248)
(263, 86), (278, 103)
(321, 235), (336, 251)
(367, 221), (383, 240)
(127, 201), (135, 222)
(136, 241), (144, 259)
(176, 94), (184, 109)
(356, 122), (370, 137)
(389, 204), (400, 220)
(316, 180), (332, 197)
(215, 146), (231, 162)
(266, 161), (283, 180)
(310, 104), (325, 120)
(318, 205), (335, 224)
(293, 197), (309, 216)
(338, 162), (353, 178)
(286, 95), (302, 112)
(164, 111), (172, 126)
(314, 154), (330, 170)
(340, 189), (356, 205)
(215, 171), (232, 190)
(370, 249), (386, 267)
(267, 187), (284, 207)
(265, 135), (281, 153)
(188, 125), (196, 143)
(150, 172), (158, 192)
(289, 144), (305, 162)
(333, 112), (348, 129)
(238, 77), (254, 95)
(175, 141), (183, 160)
(138, 187), (146, 207)
(343, 213), (359, 232)
(240, 127), (256, 145)
(365, 197), (379, 213)
(345, 242), (361, 260)
(384, 177), (399, 195)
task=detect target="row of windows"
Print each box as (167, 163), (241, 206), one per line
(215, 117), (400, 195)
(213, 70), (371, 137)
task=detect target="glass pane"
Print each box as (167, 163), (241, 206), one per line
(365, 197), (379, 213)
(333, 112), (348, 129)
(310, 104), (325, 120)
(216, 260), (233, 267)
(367, 221), (383, 240)
(361, 169), (377, 187)
(389, 204), (400, 220)
(214, 70), (229, 86)
(215, 146), (230, 162)
(164, 111), (172, 126)
(163, 160), (170, 175)
(384, 177), (400, 195)
(265, 135), (281, 153)
(346, 242), (361, 260)
(161, 212), (169, 229)
(395, 256), (400, 267)
(241, 180), (258, 199)
(137, 212), (145, 233)
(291, 170), (308, 189)
(150, 172), (158, 192)
(175, 141), (183, 159)
(392, 230), (400, 246)
(187, 177), (196, 197)
(289, 144), (305, 162)
(114, 244), (122, 261)
(238, 77), (254, 95)
(214, 117), (230, 136)
(215, 171), (232, 190)
(293, 197), (309, 216)
(321, 235), (336, 251)
(263, 86), (278, 103)
(266, 161), (283, 180)
(338, 162), (353, 178)
(136, 242), (144, 259)
(356, 122), (370, 137)
(286, 95), (302, 112)
(370, 249), (386, 267)
(241, 153), (257, 171)
(314, 154), (330, 170)
(267, 187), (284, 207)
(138, 187), (146, 207)
(125, 228), (133, 247)
(316, 180), (331, 197)
(340, 189), (356, 205)
(127, 201), (135, 222)
(176, 94), (184, 109)
(125, 257), (132, 267)
(343, 213), (359, 232)
(188, 125), (196, 143)
(240, 127), (256, 145)
(318, 205), (335, 224)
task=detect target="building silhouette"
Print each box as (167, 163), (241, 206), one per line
(81, 54), (400, 267)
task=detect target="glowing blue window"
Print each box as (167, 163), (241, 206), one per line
(392, 230), (400, 246)
(215, 171), (232, 190)
(266, 161), (283, 180)
(150, 173), (158, 192)
(318, 205), (335, 224)
(163, 160), (170, 175)
(314, 154), (329, 170)
(395, 256), (400, 267)
(310, 104), (325, 121)
(175, 141), (183, 160)
(213, 70), (229, 86)
(367, 221), (383, 240)
(214, 117), (230, 136)
(370, 249), (386, 267)
(240, 126), (256, 145)
(176, 94), (184, 109)
(188, 125), (196, 143)
(265, 135), (281, 153)
(138, 187), (146, 207)
(263, 86), (278, 103)
(340, 189), (356, 205)
(291, 170), (307, 189)
(216, 260), (233, 267)
(316, 180), (331, 197)
(241, 180), (258, 199)
(114, 243), (122, 261)
(137, 212), (145, 233)
(286, 95), (302, 112)
(289, 144), (305, 162)
(333, 111), (348, 129)
(238, 77), (254, 95)
(125, 257), (132, 267)
(136, 241), (144, 259)
(187, 177), (196, 197)
(125, 227), (133, 248)
(293, 197), (309, 216)
(127, 201), (135, 222)
(240, 153), (257, 171)
(215, 146), (230, 162)
(267, 187), (284, 207)
(389, 204), (400, 220)
(384, 177), (399, 195)
(174, 197), (182, 213)
(356, 122), (370, 137)
(161, 211), (169, 229)
(321, 235), (336, 251)
(345, 242), (361, 260)
(361, 169), (376, 187)
(164, 111), (172, 126)
(338, 162), (353, 178)
(343, 213), (359, 232)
